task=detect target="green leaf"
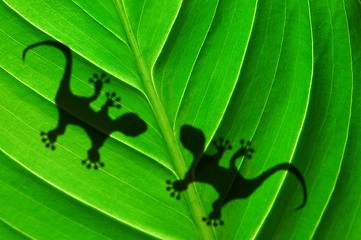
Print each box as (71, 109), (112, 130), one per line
(1, 0), (360, 239)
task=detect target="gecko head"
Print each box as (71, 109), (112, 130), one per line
(180, 125), (205, 156)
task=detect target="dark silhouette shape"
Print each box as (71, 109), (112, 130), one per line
(23, 41), (147, 169)
(166, 125), (307, 226)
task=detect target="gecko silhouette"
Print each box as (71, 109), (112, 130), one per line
(166, 125), (307, 226)
(23, 41), (147, 169)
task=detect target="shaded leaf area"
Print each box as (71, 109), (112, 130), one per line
(257, 0), (356, 239)
(0, 0), (360, 239)
(313, 0), (361, 239)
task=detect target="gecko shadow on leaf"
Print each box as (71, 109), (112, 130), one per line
(166, 125), (307, 226)
(23, 41), (147, 169)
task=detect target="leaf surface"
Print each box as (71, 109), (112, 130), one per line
(1, 0), (360, 239)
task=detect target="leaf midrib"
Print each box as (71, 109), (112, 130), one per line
(113, 0), (216, 239)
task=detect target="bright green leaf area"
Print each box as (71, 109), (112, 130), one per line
(0, 0), (360, 239)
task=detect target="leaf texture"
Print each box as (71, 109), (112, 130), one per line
(1, 0), (360, 239)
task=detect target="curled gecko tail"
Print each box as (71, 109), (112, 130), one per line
(286, 164), (307, 210)
(254, 163), (307, 209)
(23, 40), (71, 62)
(22, 41), (73, 95)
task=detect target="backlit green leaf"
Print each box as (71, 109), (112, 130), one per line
(1, 0), (360, 239)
